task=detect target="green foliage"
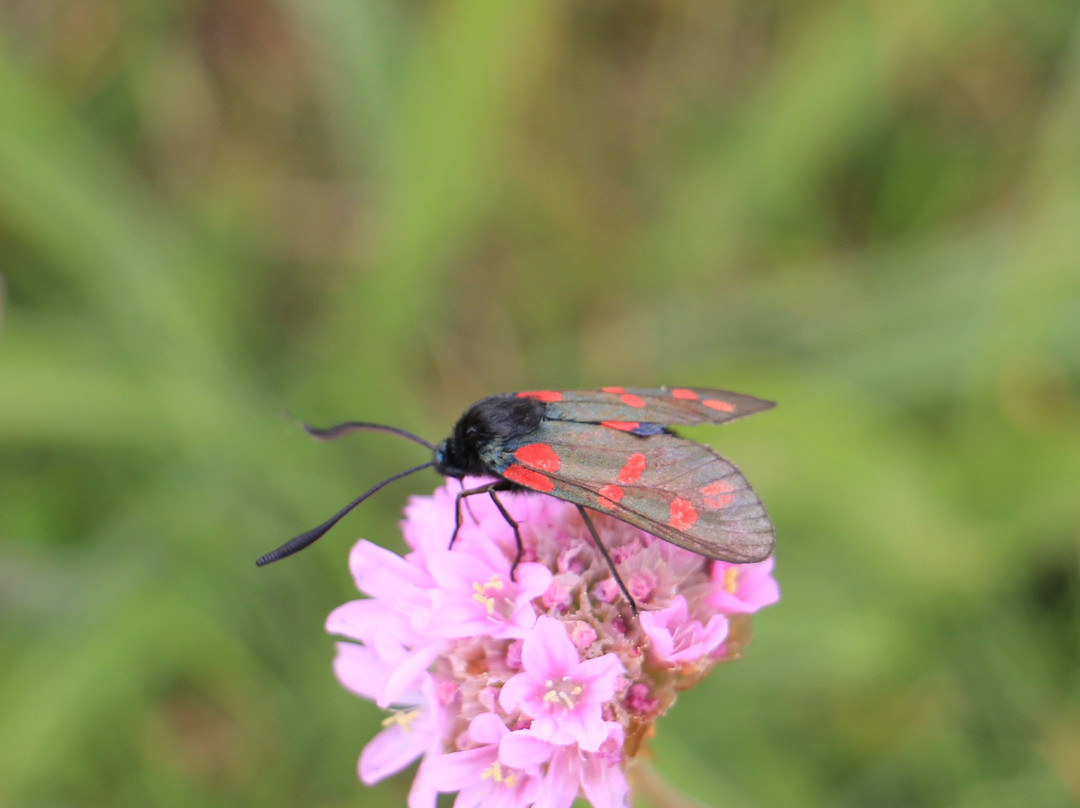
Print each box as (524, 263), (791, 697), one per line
(1, 1), (1077, 806)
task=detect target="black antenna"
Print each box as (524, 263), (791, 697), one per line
(256, 419), (437, 566)
(302, 421), (434, 449)
(256, 461), (434, 566)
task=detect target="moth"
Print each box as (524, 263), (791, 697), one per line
(257, 386), (775, 612)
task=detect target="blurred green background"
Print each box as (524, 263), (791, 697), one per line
(2, 1), (1078, 806)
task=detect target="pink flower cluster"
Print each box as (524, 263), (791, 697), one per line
(327, 479), (779, 808)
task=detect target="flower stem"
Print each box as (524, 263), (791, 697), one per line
(630, 759), (749, 808)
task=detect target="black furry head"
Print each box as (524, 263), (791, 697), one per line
(433, 395), (546, 478)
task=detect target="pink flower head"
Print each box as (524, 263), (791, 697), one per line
(326, 479), (780, 808)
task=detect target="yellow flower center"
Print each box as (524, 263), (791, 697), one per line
(482, 761), (518, 787)
(380, 708), (419, 732)
(723, 566), (740, 594)
(473, 574), (509, 618)
(543, 676), (583, 710)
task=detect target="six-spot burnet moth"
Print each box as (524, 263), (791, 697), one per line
(256, 386), (776, 613)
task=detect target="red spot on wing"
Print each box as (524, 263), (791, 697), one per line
(517, 390), (562, 402)
(502, 464), (555, 493)
(669, 497), (698, 530)
(617, 453), (647, 485)
(701, 480), (735, 509)
(602, 386), (624, 393)
(703, 398), (736, 413)
(513, 443), (561, 472)
(596, 484), (624, 509)
(601, 421), (639, 432)
(620, 393), (646, 408)
(671, 388), (698, 400)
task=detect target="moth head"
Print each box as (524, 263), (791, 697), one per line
(435, 394), (546, 478)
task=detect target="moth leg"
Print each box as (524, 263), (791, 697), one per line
(460, 478), (481, 526)
(449, 482), (525, 581)
(486, 486), (523, 581)
(451, 482), (498, 549)
(576, 505), (638, 616)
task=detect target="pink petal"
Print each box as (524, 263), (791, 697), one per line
(468, 712), (509, 745)
(407, 772), (439, 808)
(380, 643), (446, 708)
(521, 616), (579, 677)
(514, 563), (555, 599)
(561, 708), (606, 751)
(327, 599), (419, 657)
(641, 596), (715, 662)
(401, 493), (455, 557)
(580, 758), (629, 808)
(325, 599), (376, 640)
(573, 654), (624, 702)
(640, 620), (674, 659)
(426, 545), (494, 590)
(349, 540), (431, 597)
(709, 558), (780, 614)
(359, 721), (429, 784)
(695, 614), (730, 656)
(534, 748), (581, 808)
(524, 711), (562, 745)
(499, 730), (555, 768)
(332, 643), (387, 701)
(498, 671), (536, 714)
(419, 747), (494, 792)
(580, 725), (629, 808)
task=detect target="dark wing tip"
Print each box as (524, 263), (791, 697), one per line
(740, 394), (776, 413)
(744, 536), (776, 563)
